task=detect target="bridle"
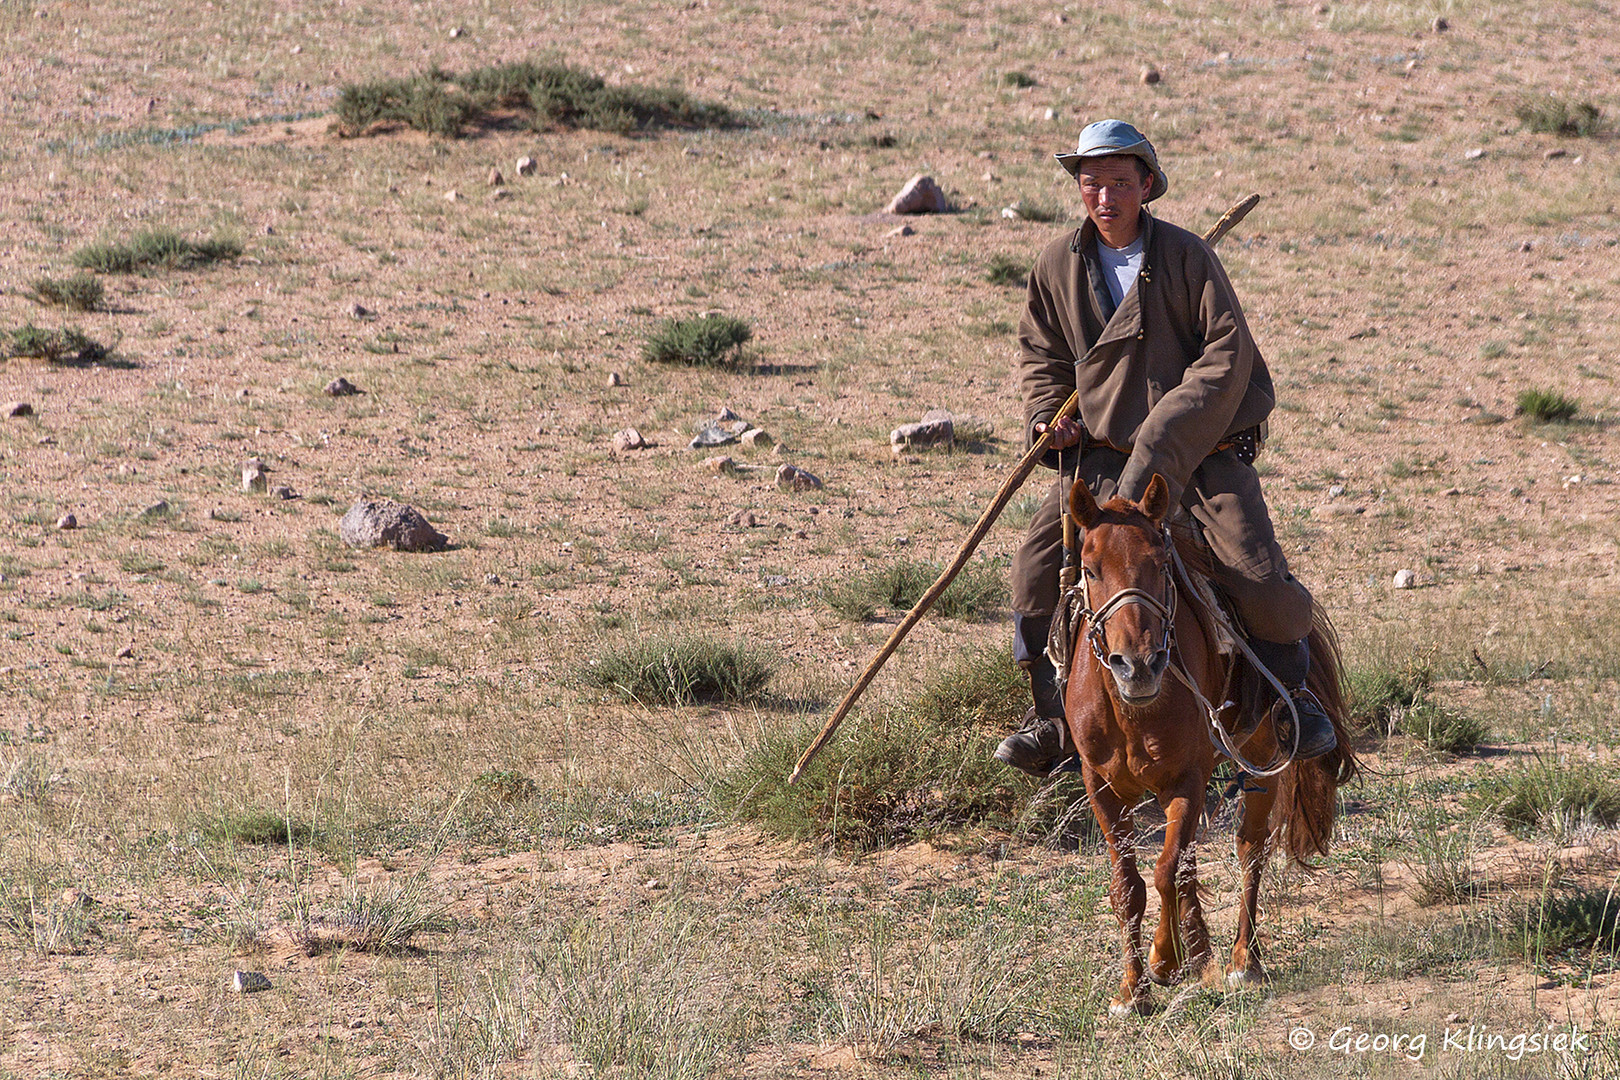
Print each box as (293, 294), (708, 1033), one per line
(1077, 527), (1177, 667)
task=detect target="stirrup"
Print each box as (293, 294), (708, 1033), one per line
(1272, 687), (1337, 760)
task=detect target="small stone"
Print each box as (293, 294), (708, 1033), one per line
(1327, 484), (1346, 497)
(448, 25), (464, 38)
(611, 428), (647, 452)
(884, 174), (950, 215)
(139, 500), (170, 518)
(36, 436), (54, 445)
(324, 376), (361, 396)
(233, 971), (272, 994)
(1469, 564), (1483, 577)
(794, 529), (809, 539)
(1463, 147), (1485, 160)
(1043, 107), (1057, 121)
(271, 485), (297, 500)
(60, 887), (93, 908)
(1519, 240), (1534, 252)
(116, 646), (133, 659)
(886, 223), (915, 237)
(1444, 487), (1461, 496)
(487, 168), (504, 187)
(716, 406), (743, 422)
(444, 188), (460, 202)
(727, 510), (757, 528)
(1139, 65), (1161, 85)
(740, 428), (773, 450)
(690, 420), (749, 449)
(776, 463), (823, 492)
(242, 460), (270, 493)
(1431, 15), (1448, 30)
(236, 387), (251, 399)
(4, 401), (33, 418)
(339, 499), (448, 552)
(484, 573), (500, 585)
(56, 513), (77, 530)
(1392, 569), (1417, 590)
(893, 535), (910, 546)
(891, 409), (955, 451)
(516, 156), (537, 176)
(349, 303), (373, 320)
(489, 188), (510, 201)
(1001, 203), (1023, 220)
(1544, 147), (1567, 160)
(705, 455), (736, 476)
(607, 371), (624, 387)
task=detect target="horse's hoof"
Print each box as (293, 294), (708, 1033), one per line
(1109, 1000), (1136, 1019)
(1147, 968), (1176, 987)
(1226, 966), (1266, 988)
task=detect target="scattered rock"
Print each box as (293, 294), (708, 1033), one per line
(487, 168), (504, 187)
(55, 513), (77, 530)
(1431, 15), (1448, 30)
(1392, 568), (1417, 590)
(716, 406), (742, 422)
(36, 435), (55, 445)
(271, 485), (298, 500)
(516, 156), (537, 176)
(1327, 484), (1347, 497)
(776, 463), (823, 492)
(611, 428), (648, 452)
(1321, 503), (1364, 517)
(690, 419), (750, 449)
(242, 460), (270, 493)
(348, 303), (372, 320)
(236, 387), (252, 399)
(139, 500), (170, 518)
(1519, 240), (1534, 252)
(740, 428), (773, 450)
(891, 409), (955, 452)
(233, 971), (273, 994)
(884, 174), (950, 215)
(1544, 147), (1567, 160)
(705, 455), (737, 476)
(606, 371), (624, 387)
(339, 499), (448, 552)
(60, 887), (93, 908)
(885, 223), (915, 238)
(444, 188), (460, 202)
(1140, 65), (1161, 85)
(324, 376), (362, 397)
(763, 573), (790, 586)
(484, 573), (500, 585)
(728, 509), (758, 528)
(4, 401), (33, 418)
(1043, 107), (1057, 121)
(489, 188), (510, 201)
(1463, 147), (1485, 160)
(448, 25), (464, 38)
(116, 646), (133, 659)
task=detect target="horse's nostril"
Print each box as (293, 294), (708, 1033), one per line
(1150, 649), (1170, 674)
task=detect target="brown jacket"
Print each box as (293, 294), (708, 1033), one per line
(1015, 211), (1274, 509)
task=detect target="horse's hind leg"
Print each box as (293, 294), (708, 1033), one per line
(1149, 780), (1212, 985)
(1084, 769), (1149, 1016)
(1227, 779), (1278, 987)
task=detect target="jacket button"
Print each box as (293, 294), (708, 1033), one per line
(1136, 330), (1145, 340)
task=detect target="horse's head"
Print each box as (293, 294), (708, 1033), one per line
(1069, 473), (1176, 706)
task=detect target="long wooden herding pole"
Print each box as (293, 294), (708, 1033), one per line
(787, 193), (1261, 785)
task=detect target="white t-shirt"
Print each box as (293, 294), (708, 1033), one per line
(1097, 234), (1145, 309)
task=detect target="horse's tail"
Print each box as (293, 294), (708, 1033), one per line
(1270, 605), (1359, 865)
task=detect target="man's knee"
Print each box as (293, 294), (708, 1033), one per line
(1011, 483), (1065, 616)
(1227, 572), (1315, 644)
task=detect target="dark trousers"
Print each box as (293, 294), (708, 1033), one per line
(1009, 447), (1314, 647)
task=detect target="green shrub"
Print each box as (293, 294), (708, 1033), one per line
(335, 61), (740, 139)
(820, 559), (1005, 622)
(1001, 71), (1038, 88)
(1521, 888), (1620, 960)
(27, 274), (103, 311)
(72, 228), (241, 273)
(1515, 388), (1578, 423)
(1008, 198), (1068, 223)
(582, 632), (772, 705)
(1515, 95), (1604, 137)
(641, 314), (753, 368)
(201, 809), (313, 845)
(985, 255), (1029, 288)
(1344, 661), (1427, 734)
(1470, 756), (1620, 838)
(1404, 702), (1488, 755)
(710, 647), (1038, 849)
(7, 324), (111, 365)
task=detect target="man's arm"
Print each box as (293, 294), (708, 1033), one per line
(1117, 246), (1257, 505)
(1016, 250), (1081, 466)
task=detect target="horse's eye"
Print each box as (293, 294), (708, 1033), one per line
(1082, 566), (1098, 581)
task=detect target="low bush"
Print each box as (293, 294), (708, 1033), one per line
(201, 809), (314, 845)
(711, 646), (1039, 849)
(73, 228), (241, 273)
(1470, 756), (1620, 838)
(821, 558), (1005, 622)
(334, 73), (481, 138)
(1344, 661), (1427, 734)
(7, 324), (112, 365)
(641, 314), (753, 368)
(1515, 388), (1579, 423)
(1520, 888), (1620, 961)
(985, 255), (1029, 288)
(1515, 95), (1604, 137)
(27, 274), (103, 311)
(1404, 702), (1488, 755)
(582, 632), (772, 705)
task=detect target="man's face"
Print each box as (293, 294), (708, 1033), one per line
(1077, 157), (1152, 244)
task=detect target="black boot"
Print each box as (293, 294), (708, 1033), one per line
(997, 614), (1076, 776)
(1248, 637), (1337, 760)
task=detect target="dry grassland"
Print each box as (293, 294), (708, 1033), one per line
(2, 0), (1620, 1076)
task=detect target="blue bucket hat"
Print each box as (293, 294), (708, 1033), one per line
(1055, 119), (1168, 202)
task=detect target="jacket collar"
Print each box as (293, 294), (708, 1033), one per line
(1077, 211), (1155, 349)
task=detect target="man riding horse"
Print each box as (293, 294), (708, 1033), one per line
(997, 119), (1337, 777)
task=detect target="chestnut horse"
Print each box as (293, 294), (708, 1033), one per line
(1063, 474), (1357, 1016)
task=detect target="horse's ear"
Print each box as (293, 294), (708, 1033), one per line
(1069, 476), (1102, 528)
(1140, 474), (1170, 526)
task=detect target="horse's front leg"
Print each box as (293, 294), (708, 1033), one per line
(1228, 777), (1278, 986)
(1148, 778), (1212, 985)
(1083, 766), (1149, 1016)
